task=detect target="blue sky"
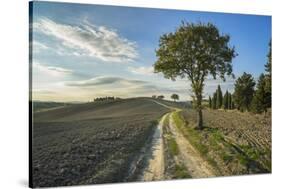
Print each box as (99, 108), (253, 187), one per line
(31, 1), (271, 102)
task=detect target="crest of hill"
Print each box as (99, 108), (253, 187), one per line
(33, 97), (188, 122)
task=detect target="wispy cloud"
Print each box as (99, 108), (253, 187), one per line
(33, 89), (57, 95)
(128, 66), (154, 75)
(33, 41), (49, 53)
(34, 18), (138, 62)
(65, 76), (147, 87)
(63, 76), (190, 99)
(33, 62), (73, 77)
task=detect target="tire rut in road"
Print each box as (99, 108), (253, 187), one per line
(137, 114), (167, 181)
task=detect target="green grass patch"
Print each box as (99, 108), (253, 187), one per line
(239, 145), (263, 161)
(162, 113), (191, 178)
(163, 114), (170, 126)
(237, 144), (271, 171)
(172, 111), (224, 174)
(167, 136), (179, 156)
(222, 152), (234, 163)
(172, 111), (208, 155)
(174, 164), (191, 179)
(163, 113), (179, 156)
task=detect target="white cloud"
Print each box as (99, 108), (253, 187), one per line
(128, 66), (154, 75)
(33, 62), (73, 77)
(33, 89), (57, 95)
(63, 76), (189, 99)
(33, 41), (49, 53)
(33, 18), (138, 62)
(63, 76), (156, 99)
(65, 76), (147, 87)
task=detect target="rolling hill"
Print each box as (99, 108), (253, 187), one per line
(31, 98), (172, 187)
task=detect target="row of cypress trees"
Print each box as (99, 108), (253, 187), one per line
(208, 85), (234, 110)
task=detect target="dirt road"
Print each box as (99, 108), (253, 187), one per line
(138, 113), (167, 181)
(168, 112), (215, 177)
(139, 100), (215, 180)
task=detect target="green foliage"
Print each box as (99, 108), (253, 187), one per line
(212, 92), (217, 109)
(251, 74), (269, 113)
(228, 93), (232, 109)
(94, 96), (116, 101)
(212, 88), (233, 110)
(171, 93), (179, 101)
(223, 90), (229, 109)
(173, 111), (222, 172)
(172, 112), (208, 155)
(209, 96), (212, 108)
(167, 136), (179, 156)
(231, 100), (235, 110)
(234, 72), (255, 112)
(265, 40), (272, 78)
(154, 21), (236, 129)
(216, 85), (223, 109)
(264, 40), (272, 108)
(157, 95), (165, 99)
(234, 40), (271, 114)
(174, 164), (191, 178)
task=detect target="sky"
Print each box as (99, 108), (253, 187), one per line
(30, 1), (271, 102)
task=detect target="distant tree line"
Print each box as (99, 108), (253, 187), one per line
(152, 95), (165, 100)
(94, 96), (121, 102)
(151, 94), (180, 101)
(209, 41), (271, 114)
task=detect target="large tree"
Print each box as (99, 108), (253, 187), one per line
(154, 22), (237, 129)
(171, 94), (179, 102)
(233, 72), (255, 112)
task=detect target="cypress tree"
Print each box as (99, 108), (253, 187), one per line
(223, 90), (229, 109)
(212, 92), (217, 109)
(233, 72), (256, 112)
(216, 85), (223, 109)
(231, 99), (235, 109)
(228, 93), (232, 109)
(251, 74), (267, 113)
(209, 96), (212, 108)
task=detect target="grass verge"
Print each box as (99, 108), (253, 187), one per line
(162, 113), (191, 179)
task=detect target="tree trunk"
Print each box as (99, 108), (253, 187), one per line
(197, 108), (203, 130)
(196, 94), (203, 130)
